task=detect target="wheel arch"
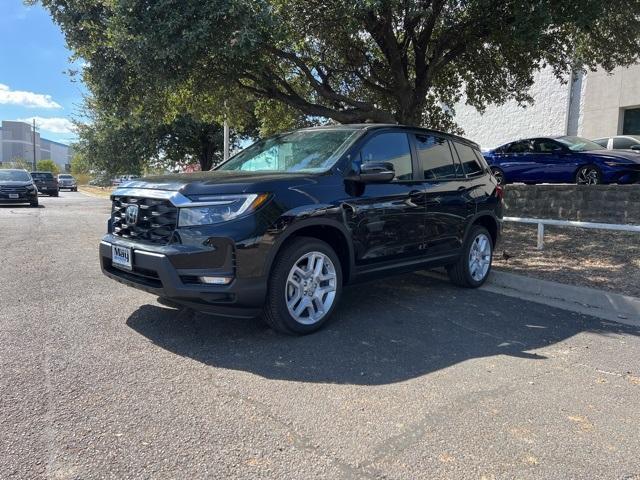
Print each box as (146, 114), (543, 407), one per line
(466, 213), (500, 247)
(264, 218), (354, 284)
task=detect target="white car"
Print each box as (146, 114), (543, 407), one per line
(57, 174), (77, 191)
(593, 135), (640, 151)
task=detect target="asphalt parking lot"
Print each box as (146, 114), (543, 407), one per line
(1, 192), (640, 479)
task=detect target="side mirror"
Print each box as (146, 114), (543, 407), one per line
(347, 161), (395, 183)
(631, 145), (640, 151)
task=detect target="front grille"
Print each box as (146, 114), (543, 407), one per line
(0, 185), (28, 194)
(111, 195), (178, 245)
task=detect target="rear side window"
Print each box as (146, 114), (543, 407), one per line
(414, 134), (460, 180)
(612, 137), (637, 149)
(453, 142), (484, 176)
(361, 132), (413, 181)
(503, 140), (532, 154)
(593, 138), (609, 148)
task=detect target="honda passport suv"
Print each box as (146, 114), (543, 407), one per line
(100, 125), (502, 334)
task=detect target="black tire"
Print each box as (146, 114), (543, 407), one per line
(575, 165), (602, 185)
(447, 225), (494, 288)
(52, 191), (59, 197)
(30, 199), (39, 207)
(491, 167), (505, 186)
(262, 237), (343, 335)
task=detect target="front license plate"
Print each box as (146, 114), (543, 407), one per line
(112, 245), (133, 270)
(9, 194), (19, 199)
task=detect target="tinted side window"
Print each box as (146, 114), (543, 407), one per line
(453, 142), (484, 176)
(593, 138), (609, 148)
(612, 137), (637, 149)
(504, 140), (532, 154)
(533, 139), (561, 153)
(361, 132), (413, 180)
(414, 134), (459, 180)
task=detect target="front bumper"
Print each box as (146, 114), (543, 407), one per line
(0, 191), (37, 203)
(99, 234), (267, 318)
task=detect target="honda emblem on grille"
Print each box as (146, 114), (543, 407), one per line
(125, 205), (139, 226)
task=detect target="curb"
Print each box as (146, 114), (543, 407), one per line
(422, 269), (640, 327)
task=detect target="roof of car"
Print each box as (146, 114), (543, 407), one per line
(299, 123), (480, 148)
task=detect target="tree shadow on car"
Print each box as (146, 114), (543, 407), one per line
(126, 272), (640, 386)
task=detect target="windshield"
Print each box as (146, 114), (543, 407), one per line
(217, 129), (360, 173)
(0, 170), (31, 182)
(556, 136), (605, 152)
(59, 174), (72, 179)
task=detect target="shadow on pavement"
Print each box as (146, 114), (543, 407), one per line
(0, 204), (44, 209)
(126, 273), (640, 385)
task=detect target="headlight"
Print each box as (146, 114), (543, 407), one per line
(178, 193), (269, 227)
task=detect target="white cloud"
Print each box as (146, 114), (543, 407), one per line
(0, 83), (61, 109)
(18, 117), (76, 134)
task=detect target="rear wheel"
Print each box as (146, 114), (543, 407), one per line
(447, 225), (493, 288)
(576, 165), (601, 185)
(30, 199), (38, 207)
(262, 237), (342, 335)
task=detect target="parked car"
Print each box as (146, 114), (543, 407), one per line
(112, 175), (140, 187)
(57, 174), (78, 191)
(484, 136), (640, 185)
(30, 171), (59, 196)
(593, 135), (640, 151)
(100, 124), (502, 334)
(0, 169), (38, 207)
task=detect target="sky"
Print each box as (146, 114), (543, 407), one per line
(0, 0), (85, 145)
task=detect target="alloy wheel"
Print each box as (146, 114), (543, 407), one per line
(468, 233), (492, 282)
(285, 251), (338, 325)
(576, 167), (600, 185)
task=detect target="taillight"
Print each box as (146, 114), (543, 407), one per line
(495, 184), (504, 200)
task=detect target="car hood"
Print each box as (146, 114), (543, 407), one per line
(0, 181), (33, 187)
(584, 150), (640, 164)
(117, 170), (328, 196)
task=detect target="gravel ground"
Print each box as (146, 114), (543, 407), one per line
(495, 224), (640, 298)
(2, 193), (640, 479)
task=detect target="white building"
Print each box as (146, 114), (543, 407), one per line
(0, 120), (73, 171)
(454, 64), (640, 150)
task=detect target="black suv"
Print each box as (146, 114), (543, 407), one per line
(100, 125), (502, 334)
(30, 171), (59, 196)
(0, 169), (39, 207)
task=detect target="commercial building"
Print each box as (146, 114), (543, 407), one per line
(454, 65), (640, 150)
(0, 120), (73, 171)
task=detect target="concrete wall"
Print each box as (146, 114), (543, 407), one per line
(504, 185), (640, 225)
(581, 65), (640, 138)
(454, 67), (572, 150)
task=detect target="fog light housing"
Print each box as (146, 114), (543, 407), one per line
(198, 276), (233, 285)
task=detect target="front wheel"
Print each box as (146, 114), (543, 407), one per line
(447, 225), (493, 288)
(576, 165), (602, 185)
(262, 237), (342, 335)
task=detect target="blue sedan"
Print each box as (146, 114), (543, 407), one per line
(483, 136), (640, 185)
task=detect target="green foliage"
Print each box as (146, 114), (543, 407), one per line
(36, 159), (60, 174)
(1, 158), (33, 170)
(70, 151), (91, 175)
(37, 0), (640, 138)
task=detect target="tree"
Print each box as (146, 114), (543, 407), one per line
(38, 0), (640, 131)
(70, 151), (91, 175)
(36, 159), (60, 174)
